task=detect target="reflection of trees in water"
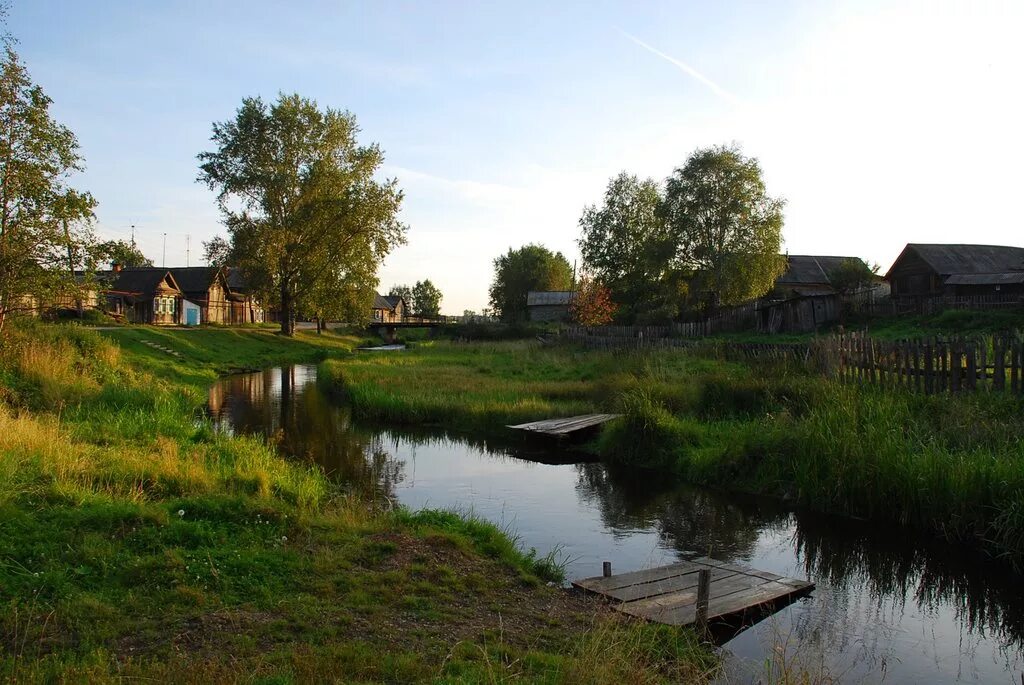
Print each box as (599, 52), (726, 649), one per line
(573, 463), (781, 559)
(794, 514), (1024, 652)
(574, 460), (1024, 653)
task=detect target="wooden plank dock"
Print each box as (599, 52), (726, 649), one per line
(572, 556), (814, 627)
(507, 413), (622, 437)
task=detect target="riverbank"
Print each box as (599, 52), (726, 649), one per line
(0, 323), (715, 683)
(320, 339), (1024, 562)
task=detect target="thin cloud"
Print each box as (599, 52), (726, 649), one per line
(619, 29), (742, 106)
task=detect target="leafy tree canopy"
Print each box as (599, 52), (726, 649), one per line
(0, 47), (96, 333)
(829, 258), (879, 295)
(488, 244), (572, 322)
(570, 275), (616, 327)
(202, 235), (232, 268)
(577, 173), (681, 323)
(662, 144), (786, 311)
(96, 239), (152, 269)
(411, 279), (442, 317)
(198, 93), (406, 336)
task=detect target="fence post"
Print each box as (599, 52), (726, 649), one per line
(966, 343), (977, 391)
(924, 339), (934, 394)
(994, 336), (1006, 392)
(695, 568), (711, 636)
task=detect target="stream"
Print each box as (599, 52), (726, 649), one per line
(207, 363), (1024, 683)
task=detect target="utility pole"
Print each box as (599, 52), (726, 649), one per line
(162, 233), (167, 268)
(130, 224), (135, 247)
(186, 234), (191, 267)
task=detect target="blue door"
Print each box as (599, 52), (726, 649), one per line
(186, 308), (199, 326)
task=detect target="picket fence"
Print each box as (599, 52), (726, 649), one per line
(811, 331), (1024, 394)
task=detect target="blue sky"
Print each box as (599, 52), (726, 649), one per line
(11, 0), (1024, 313)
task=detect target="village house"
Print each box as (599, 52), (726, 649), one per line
(171, 266), (232, 325)
(758, 255), (874, 333)
(372, 293), (407, 323)
(225, 267), (266, 324)
(886, 243), (1024, 299)
(526, 291), (574, 322)
(101, 267), (184, 325)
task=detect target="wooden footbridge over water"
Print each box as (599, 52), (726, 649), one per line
(573, 556), (814, 629)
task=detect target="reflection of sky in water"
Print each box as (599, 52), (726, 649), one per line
(210, 365), (1024, 684)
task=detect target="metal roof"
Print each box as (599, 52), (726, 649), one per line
(170, 266), (223, 294)
(526, 291), (574, 306)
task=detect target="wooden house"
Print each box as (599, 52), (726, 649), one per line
(171, 267), (232, 324)
(886, 244), (1024, 298)
(372, 293), (406, 323)
(758, 255), (869, 333)
(103, 268), (183, 325)
(225, 268), (266, 324)
(526, 291), (574, 322)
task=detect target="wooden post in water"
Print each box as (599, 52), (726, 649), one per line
(603, 561), (612, 578)
(695, 569), (711, 636)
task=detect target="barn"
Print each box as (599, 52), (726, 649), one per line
(886, 244), (1024, 298)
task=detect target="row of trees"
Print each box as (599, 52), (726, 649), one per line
(486, 146), (786, 327)
(578, 145), (786, 323)
(387, 280), (442, 318)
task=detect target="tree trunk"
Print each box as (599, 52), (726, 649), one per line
(280, 281), (295, 336)
(62, 218), (83, 318)
(316, 316), (323, 334)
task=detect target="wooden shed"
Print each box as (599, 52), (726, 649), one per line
(526, 291), (574, 322)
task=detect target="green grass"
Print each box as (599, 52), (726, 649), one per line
(322, 339), (1024, 562)
(0, 322), (717, 683)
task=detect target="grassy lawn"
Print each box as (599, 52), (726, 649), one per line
(0, 322), (715, 683)
(323, 339), (1024, 563)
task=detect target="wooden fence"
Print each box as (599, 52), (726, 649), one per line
(561, 325), (1024, 395)
(812, 332), (1024, 394)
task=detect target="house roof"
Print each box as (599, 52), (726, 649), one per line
(169, 266), (224, 295)
(944, 272), (1024, 285)
(526, 291), (574, 306)
(224, 267), (253, 293)
(888, 244), (1024, 278)
(373, 293), (405, 311)
(107, 268), (181, 299)
(776, 255), (863, 286)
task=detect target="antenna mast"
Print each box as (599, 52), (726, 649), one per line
(186, 234), (191, 267)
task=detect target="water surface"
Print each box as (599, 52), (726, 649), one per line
(208, 364), (1024, 683)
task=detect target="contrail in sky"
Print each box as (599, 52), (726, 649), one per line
(619, 29), (742, 106)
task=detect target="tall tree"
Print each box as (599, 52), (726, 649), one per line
(662, 145), (786, 311)
(488, 244), (572, 322)
(577, 173), (680, 323)
(0, 47), (96, 333)
(198, 93), (406, 336)
(96, 239), (152, 268)
(411, 279), (442, 317)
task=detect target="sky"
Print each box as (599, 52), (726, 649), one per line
(10, 0), (1024, 314)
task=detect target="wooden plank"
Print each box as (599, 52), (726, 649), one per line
(507, 413), (622, 436)
(620, 578), (812, 626)
(600, 567), (740, 603)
